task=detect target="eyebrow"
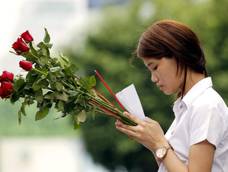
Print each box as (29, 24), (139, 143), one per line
(146, 62), (154, 67)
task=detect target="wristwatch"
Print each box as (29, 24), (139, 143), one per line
(155, 145), (171, 160)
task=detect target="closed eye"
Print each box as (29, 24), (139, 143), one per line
(146, 62), (158, 71)
(152, 65), (158, 71)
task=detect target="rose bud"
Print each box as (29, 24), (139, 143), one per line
(19, 60), (33, 71)
(0, 71), (14, 82)
(12, 38), (29, 54)
(0, 81), (13, 98)
(21, 30), (33, 43)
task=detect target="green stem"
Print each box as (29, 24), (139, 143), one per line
(86, 92), (137, 126)
(62, 81), (75, 90)
(33, 68), (48, 76)
(62, 82), (137, 126)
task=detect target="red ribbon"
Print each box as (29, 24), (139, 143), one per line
(94, 70), (125, 111)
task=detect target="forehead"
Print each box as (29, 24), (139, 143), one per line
(142, 57), (179, 70)
(142, 57), (161, 66)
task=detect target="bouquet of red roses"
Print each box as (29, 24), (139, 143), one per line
(0, 29), (136, 128)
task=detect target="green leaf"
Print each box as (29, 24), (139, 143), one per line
(44, 92), (55, 100)
(46, 43), (53, 48)
(73, 111), (86, 129)
(63, 66), (74, 76)
(18, 110), (22, 124)
(32, 78), (49, 91)
(26, 71), (39, 83)
(37, 42), (50, 57)
(10, 92), (21, 103)
(59, 54), (70, 68)
(76, 110), (87, 123)
(48, 73), (57, 82)
(35, 107), (49, 121)
(37, 55), (49, 66)
(55, 82), (63, 91)
(56, 100), (64, 112)
(50, 66), (61, 73)
(18, 102), (27, 120)
(74, 93), (82, 104)
(29, 42), (39, 57)
(55, 92), (68, 101)
(32, 83), (41, 91)
(67, 90), (78, 96)
(64, 100), (76, 113)
(35, 89), (43, 103)
(79, 76), (96, 90)
(13, 77), (26, 92)
(44, 28), (50, 43)
(74, 122), (80, 129)
(22, 51), (37, 62)
(35, 95), (43, 103)
(89, 76), (96, 87)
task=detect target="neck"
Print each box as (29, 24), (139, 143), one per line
(182, 70), (205, 96)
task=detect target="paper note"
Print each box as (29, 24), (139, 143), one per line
(116, 84), (145, 119)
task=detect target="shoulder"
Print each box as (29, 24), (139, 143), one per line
(188, 88), (228, 146)
(190, 87), (228, 131)
(189, 87), (228, 130)
(192, 87), (227, 112)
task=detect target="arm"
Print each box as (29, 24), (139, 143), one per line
(188, 140), (215, 171)
(115, 112), (215, 172)
(162, 140), (215, 172)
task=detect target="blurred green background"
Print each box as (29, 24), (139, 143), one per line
(1, 0), (228, 171)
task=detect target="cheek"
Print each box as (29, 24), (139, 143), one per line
(163, 74), (181, 93)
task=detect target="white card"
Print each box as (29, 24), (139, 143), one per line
(116, 84), (145, 119)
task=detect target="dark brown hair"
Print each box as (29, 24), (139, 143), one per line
(137, 19), (207, 97)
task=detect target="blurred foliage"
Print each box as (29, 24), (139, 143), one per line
(64, 0), (228, 171)
(0, 100), (79, 136)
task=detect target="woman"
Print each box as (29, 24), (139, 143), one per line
(115, 20), (228, 172)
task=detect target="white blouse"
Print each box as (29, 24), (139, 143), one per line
(158, 77), (228, 172)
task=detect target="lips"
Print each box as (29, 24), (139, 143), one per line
(157, 85), (164, 91)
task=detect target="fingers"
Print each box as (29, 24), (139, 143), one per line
(116, 125), (137, 137)
(115, 119), (138, 132)
(115, 119), (136, 132)
(123, 111), (143, 125)
(144, 116), (154, 123)
(123, 112), (155, 125)
(115, 120), (139, 138)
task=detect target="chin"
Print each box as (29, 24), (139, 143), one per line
(163, 91), (173, 95)
(162, 89), (175, 95)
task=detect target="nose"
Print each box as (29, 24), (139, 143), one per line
(151, 72), (158, 83)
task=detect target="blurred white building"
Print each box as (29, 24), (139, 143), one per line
(0, 137), (108, 172)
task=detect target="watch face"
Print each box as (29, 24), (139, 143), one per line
(156, 147), (167, 159)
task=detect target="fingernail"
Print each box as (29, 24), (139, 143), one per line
(123, 112), (128, 115)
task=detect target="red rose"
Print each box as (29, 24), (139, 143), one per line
(19, 60), (33, 71)
(21, 30), (33, 43)
(12, 38), (29, 54)
(0, 71), (14, 82)
(0, 81), (13, 98)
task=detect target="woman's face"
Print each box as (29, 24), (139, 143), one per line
(142, 57), (184, 95)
